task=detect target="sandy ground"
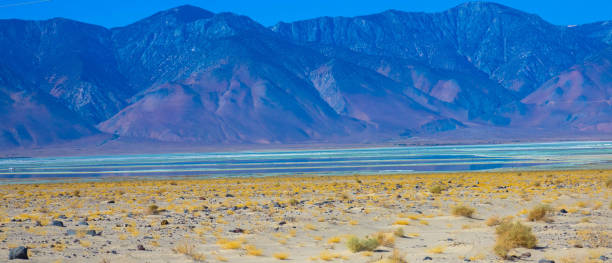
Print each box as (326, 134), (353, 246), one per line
(0, 170), (610, 263)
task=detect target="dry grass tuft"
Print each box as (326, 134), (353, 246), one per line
(327, 236), (341, 244)
(375, 232), (396, 248)
(318, 250), (341, 261)
(173, 242), (206, 261)
(493, 221), (537, 258)
(527, 204), (553, 222)
(245, 244), (262, 256)
(451, 205), (475, 218)
(273, 252), (289, 260)
(393, 228), (405, 237)
(147, 205), (160, 215)
(429, 185), (445, 194)
(374, 249), (408, 263)
(426, 245), (445, 254)
(486, 216), (502, 226)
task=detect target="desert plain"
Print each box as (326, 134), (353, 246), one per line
(0, 170), (610, 262)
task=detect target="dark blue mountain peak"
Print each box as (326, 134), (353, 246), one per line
(152, 4), (214, 23)
(453, 1), (513, 10)
(1, 3), (612, 148)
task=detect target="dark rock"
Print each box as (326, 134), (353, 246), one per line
(521, 252), (531, 258)
(137, 244), (145, 251)
(538, 260), (555, 263)
(107, 200), (115, 204)
(51, 220), (64, 227)
(9, 246), (28, 260)
(86, 230), (100, 236)
(279, 221), (287, 226)
(560, 209), (568, 213)
(600, 255), (608, 261)
(225, 194), (234, 198)
(161, 220), (169, 226)
(229, 228), (244, 233)
(77, 221), (89, 226)
(424, 256), (433, 260)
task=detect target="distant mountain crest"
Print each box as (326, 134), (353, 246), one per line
(1, 2), (611, 148)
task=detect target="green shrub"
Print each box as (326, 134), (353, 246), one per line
(429, 185), (444, 194)
(393, 228), (405, 237)
(347, 236), (380, 252)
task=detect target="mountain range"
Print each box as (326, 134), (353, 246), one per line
(1, 2), (611, 151)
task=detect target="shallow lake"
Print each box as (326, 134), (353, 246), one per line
(1, 141), (612, 183)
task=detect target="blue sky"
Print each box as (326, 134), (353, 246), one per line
(0, 0), (609, 28)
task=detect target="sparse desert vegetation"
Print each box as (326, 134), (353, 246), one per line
(0, 170), (610, 262)
(527, 204), (554, 222)
(347, 236), (380, 252)
(494, 221), (537, 258)
(451, 205), (476, 218)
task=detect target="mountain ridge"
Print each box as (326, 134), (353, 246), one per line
(1, 2), (611, 150)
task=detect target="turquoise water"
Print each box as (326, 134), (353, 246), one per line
(1, 141), (611, 183)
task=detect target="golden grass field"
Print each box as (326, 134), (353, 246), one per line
(0, 170), (610, 262)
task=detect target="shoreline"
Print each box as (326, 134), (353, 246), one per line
(0, 165), (610, 186)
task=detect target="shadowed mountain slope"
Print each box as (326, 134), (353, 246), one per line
(0, 3), (611, 149)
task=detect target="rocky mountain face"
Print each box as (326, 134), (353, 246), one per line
(1, 2), (611, 148)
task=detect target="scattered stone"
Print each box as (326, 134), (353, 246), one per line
(9, 246), (28, 260)
(66, 229), (77, 236)
(538, 260), (555, 263)
(508, 255), (520, 261)
(51, 220), (64, 227)
(77, 221), (89, 226)
(107, 200), (115, 204)
(137, 244), (145, 251)
(86, 230), (100, 236)
(229, 228), (244, 233)
(161, 220), (169, 226)
(57, 215), (68, 219)
(559, 209), (568, 214)
(279, 221), (287, 226)
(600, 255), (608, 261)
(424, 256), (433, 260)
(521, 252), (532, 258)
(225, 194), (234, 197)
